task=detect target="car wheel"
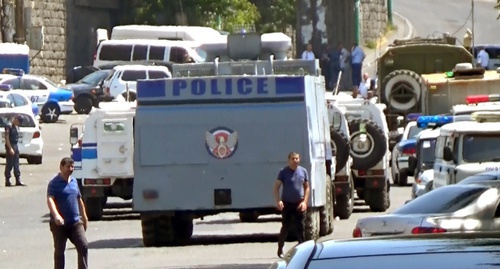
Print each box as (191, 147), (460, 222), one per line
(41, 103), (60, 123)
(74, 96), (93, 114)
(27, 156), (42, 165)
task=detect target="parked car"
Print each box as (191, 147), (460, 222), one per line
(458, 171), (500, 186)
(0, 111), (43, 164)
(390, 120), (423, 186)
(66, 69), (112, 114)
(0, 71), (73, 123)
(0, 85), (39, 118)
(353, 184), (500, 237)
(268, 232), (500, 269)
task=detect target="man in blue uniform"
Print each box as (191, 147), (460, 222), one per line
(47, 157), (89, 269)
(5, 115), (26, 186)
(273, 152), (310, 258)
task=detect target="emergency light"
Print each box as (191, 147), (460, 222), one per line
(0, 84), (12, 91)
(466, 94), (500, 104)
(2, 68), (24, 76)
(406, 113), (423, 121)
(399, 139), (417, 155)
(416, 115), (454, 128)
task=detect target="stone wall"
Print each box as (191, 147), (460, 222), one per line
(27, 0), (67, 83)
(360, 0), (388, 44)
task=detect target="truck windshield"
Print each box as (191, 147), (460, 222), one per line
(418, 138), (436, 170)
(408, 125), (424, 138)
(462, 134), (500, 163)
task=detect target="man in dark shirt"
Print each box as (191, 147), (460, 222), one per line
(47, 157), (89, 269)
(273, 152), (310, 258)
(5, 115), (25, 186)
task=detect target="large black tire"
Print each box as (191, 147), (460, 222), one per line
(141, 214), (172, 247)
(41, 102), (60, 123)
(122, 91), (137, 102)
(348, 118), (387, 170)
(330, 129), (350, 172)
(74, 96), (93, 114)
(398, 169), (408, 186)
(172, 215), (194, 245)
(334, 176), (354, 220)
(381, 70), (422, 112)
(366, 183), (391, 212)
(84, 197), (104, 221)
(304, 209), (320, 241)
(320, 177), (334, 236)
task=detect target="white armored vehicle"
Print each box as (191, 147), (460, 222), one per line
(132, 33), (336, 246)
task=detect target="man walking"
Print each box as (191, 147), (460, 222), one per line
(274, 152), (310, 258)
(47, 157), (89, 269)
(5, 115), (26, 186)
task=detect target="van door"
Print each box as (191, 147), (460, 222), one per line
(95, 113), (134, 177)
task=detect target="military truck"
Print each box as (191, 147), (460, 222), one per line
(132, 32), (336, 246)
(377, 34), (473, 130)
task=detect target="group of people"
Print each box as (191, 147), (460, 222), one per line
(301, 42), (375, 99)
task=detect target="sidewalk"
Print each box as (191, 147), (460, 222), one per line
(362, 12), (414, 76)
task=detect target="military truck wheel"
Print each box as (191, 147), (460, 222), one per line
(305, 208), (320, 240)
(398, 169), (408, 186)
(366, 183), (391, 212)
(348, 118), (387, 170)
(320, 177), (334, 236)
(381, 70), (422, 112)
(122, 91), (137, 102)
(356, 189), (365, 200)
(334, 176), (354, 220)
(141, 214), (163, 247)
(330, 129), (350, 172)
(83, 197), (104, 221)
(239, 212), (259, 222)
(173, 215), (194, 245)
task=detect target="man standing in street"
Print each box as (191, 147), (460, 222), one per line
(274, 152), (310, 258)
(477, 47), (490, 70)
(351, 43), (366, 95)
(5, 115), (26, 187)
(301, 44), (316, 60)
(47, 157), (89, 269)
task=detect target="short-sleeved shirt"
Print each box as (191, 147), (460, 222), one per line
(277, 166), (309, 203)
(351, 46), (365, 64)
(5, 124), (19, 146)
(47, 174), (82, 225)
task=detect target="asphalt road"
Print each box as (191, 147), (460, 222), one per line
(395, 0), (500, 45)
(0, 113), (414, 269)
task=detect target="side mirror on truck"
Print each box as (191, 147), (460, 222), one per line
(70, 127), (79, 145)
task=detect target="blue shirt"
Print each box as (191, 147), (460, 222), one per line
(47, 175), (82, 225)
(5, 124), (19, 146)
(278, 166), (309, 203)
(351, 46), (365, 64)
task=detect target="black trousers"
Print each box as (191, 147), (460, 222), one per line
(278, 201), (305, 249)
(50, 221), (88, 269)
(5, 146), (20, 181)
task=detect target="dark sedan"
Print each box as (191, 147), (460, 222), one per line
(269, 232), (500, 269)
(66, 69), (112, 114)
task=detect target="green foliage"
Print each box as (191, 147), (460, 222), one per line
(249, 0), (296, 32)
(196, 0), (260, 31)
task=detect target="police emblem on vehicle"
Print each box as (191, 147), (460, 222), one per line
(205, 127), (238, 159)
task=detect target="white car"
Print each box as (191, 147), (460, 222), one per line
(0, 87), (39, 118)
(0, 111), (43, 164)
(0, 73), (74, 123)
(390, 121), (423, 186)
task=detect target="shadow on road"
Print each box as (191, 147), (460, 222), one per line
(198, 216), (281, 225)
(88, 233), (280, 249)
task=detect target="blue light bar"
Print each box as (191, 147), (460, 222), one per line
(0, 84), (12, 91)
(416, 115), (454, 128)
(406, 113), (423, 121)
(2, 68), (24, 76)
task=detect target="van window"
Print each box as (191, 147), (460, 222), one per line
(100, 44), (132, 61)
(148, 70), (170, 79)
(121, 70), (147, 81)
(132, 45), (148, 61)
(149, 46), (165, 60)
(170, 46), (188, 63)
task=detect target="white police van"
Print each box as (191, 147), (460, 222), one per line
(433, 111), (500, 189)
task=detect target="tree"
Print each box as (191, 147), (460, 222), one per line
(249, 0), (295, 33)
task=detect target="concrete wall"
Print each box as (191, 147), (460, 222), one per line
(360, 0), (387, 44)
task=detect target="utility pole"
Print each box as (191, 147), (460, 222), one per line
(13, 0), (24, 44)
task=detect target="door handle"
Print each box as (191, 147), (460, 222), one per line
(439, 167), (442, 172)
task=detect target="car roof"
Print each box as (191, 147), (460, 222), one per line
(112, 65), (171, 71)
(314, 232), (500, 260)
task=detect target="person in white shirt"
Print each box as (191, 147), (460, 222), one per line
(357, 73), (371, 99)
(477, 47), (489, 70)
(301, 44), (315, 60)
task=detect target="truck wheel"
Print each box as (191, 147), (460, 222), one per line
(239, 212), (259, 222)
(381, 70), (422, 112)
(141, 214), (161, 247)
(366, 183), (391, 212)
(398, 169), (408, 186)
(173, 215), (194, 245)
(330, 129), (350, 172)
(122, 91), (137, 102)
(320, 176), (334, 236)
(304, 208), (320, 240)
(348, 118), (387, 170)
(84, 197), (104, 221)
(74, 96), (93, 114)
(334, 176), (354, 220)
(41, 103), (60, 123)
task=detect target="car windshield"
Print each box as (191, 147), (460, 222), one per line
(77, 70), (109, 86)
(392, 185), (488, 214)
(418, 138), (436, 169)
(462, 134), (500, 163)
(40, 76), (58, 88)
(408, 125), (424, 138)
(0, 113), (35, 128)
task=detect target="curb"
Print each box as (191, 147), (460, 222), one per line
(393, 12), (414, 40)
